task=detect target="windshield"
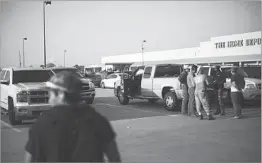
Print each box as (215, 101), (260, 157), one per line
(52, 69), (83, 78)
(13, 70), (52, 84)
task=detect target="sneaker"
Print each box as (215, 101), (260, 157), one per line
(208, 115), (215, 120)
(199, 115), (203, 120)
(219, 112), (225, 116)
(234, 116), (240, 119)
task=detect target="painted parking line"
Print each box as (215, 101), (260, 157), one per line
(95, 103), (179, 116)
(0, 120), (21, 132)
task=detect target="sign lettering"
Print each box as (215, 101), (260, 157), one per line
(215, 38), (261, 49)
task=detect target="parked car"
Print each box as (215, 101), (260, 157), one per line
(48, 67), (96, 104)
(114, 64), (186, 111)
(100, 73), (129, 89)
(0, 67), (53, 125)
(85, 73), (102, 87)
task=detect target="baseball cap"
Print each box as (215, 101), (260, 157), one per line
(231, 67), (238, 72)
(45, 71), (82, 94)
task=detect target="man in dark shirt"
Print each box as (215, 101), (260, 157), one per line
(178, 65), (190, 115)
(212, 65), (226, 116)
(230, 67), (245, 119)
(24, 71), (121, 162)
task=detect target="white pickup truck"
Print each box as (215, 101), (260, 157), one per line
(48, 67), (96, 104)
(114, 64), (185, 111)
(200, 65), (261, 102)
(0, 68), (53, 125)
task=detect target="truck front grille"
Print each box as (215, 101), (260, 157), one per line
(81, 83), (90, 92)
(29, 91), (49, 104)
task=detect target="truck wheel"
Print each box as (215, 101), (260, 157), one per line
(8, 99), (22, 125)
(85, 97), (94, 104)
(164, 92), (177, 111)
(148, 99), (158, 104)
(118, 90), (129, 105)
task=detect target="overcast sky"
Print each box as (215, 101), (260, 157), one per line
(0, 1), (261, 68)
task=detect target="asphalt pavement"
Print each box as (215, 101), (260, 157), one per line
(1, 88), (261, 162)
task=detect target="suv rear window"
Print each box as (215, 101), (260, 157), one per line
(154, 65), (181, 78)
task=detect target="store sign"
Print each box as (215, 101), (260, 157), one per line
(215, 38), (261, 49)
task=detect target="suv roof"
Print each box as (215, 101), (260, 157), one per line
(47, 67), (77, 70)
(4, 67), (47, 71)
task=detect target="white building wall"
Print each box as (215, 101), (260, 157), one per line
(101, 31), (261, 64)
(101, 47), (199, 64)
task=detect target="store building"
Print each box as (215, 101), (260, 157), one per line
(101, 31), (261, 69)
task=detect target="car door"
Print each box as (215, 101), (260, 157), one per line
(104, 74), (117, 88)
(141, 66), (154, 97)
(1, 70), (10, 109)
(109, 74), (119, 88)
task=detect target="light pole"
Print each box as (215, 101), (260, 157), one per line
(64, 50), (66, 67)
(22, 37), (27, 67)
(142, 40), (146, 65)
(43, 1), (51, 68)
(19, 51), (22, 67)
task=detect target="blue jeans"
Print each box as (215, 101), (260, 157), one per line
(188, 87), (196, 115)
(231, 92), (243, 116)
(181, 84), (189, 114)
(195, 91), (210, 115)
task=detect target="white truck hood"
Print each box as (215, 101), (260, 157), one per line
(245, 78), (261, 84)
(14, 82), (47, 91)
(80, 78), (91, 84)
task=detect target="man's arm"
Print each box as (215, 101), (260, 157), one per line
(98, 116), (122, 162)
(104, 139), (121, 162)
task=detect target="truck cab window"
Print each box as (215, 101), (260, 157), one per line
(154, 65), (181, 78)
(0, 70), (6, 80)
(4, 71), (10, 82)
(143, 67), (152, 78)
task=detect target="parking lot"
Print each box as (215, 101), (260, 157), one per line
(1, 88), (261, 162)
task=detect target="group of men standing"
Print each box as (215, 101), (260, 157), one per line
(178, 64), (245, 120)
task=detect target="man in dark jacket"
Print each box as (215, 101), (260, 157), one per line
(212, 65), (226, 116)
(24, 71), (121, 162)
(178, 65), (190, 115)
(230, 67), (245, 119)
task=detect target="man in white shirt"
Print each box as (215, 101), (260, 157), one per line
(194, 67), (215, 120)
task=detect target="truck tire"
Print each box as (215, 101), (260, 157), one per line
(8, 98), (22, 125)
(85, 97), (94, 104)
(164, 92), (178, 111)
(148, 99), (158, 104)
(118, 90), (129, 105)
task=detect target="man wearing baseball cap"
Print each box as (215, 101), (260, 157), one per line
(24, 71), (121, 162)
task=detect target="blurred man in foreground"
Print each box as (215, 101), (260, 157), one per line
(24, 71), (121, 162)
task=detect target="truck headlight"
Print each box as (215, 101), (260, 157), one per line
(17, 91), (29, 103)
(89, 82), (95, 89)
(245, 84), (257, 90)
